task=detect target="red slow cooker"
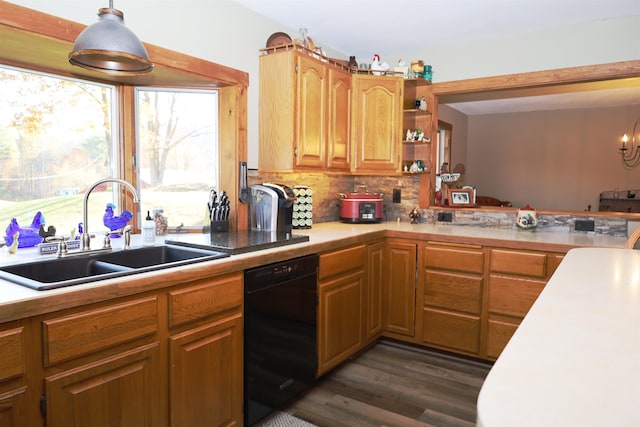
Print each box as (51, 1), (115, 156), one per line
(339, 189), (384, 223)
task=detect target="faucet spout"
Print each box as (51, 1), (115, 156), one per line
(82, 178), (140, 251)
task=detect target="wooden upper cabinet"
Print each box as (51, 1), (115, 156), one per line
(259, 48), (351, 172)
(351, 75), (403, 175)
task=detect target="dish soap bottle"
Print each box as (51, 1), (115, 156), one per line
(142, 210), (155, 245)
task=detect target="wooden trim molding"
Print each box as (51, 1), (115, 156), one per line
(432, 60), (640, 96)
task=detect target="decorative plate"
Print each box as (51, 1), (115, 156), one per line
(266, 32), (292, 48)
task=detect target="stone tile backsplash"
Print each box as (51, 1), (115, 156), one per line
(249, 170), (628, 237)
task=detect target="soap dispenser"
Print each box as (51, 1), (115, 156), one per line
(142, 210), (155, 245)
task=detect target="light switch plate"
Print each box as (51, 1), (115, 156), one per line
(392, 188), (401, 203)
(575, 219), (595, 231)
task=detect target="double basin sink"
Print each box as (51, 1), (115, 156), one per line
(0, 244), (230, 291)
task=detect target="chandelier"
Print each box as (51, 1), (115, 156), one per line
(620, 117), (640, 168)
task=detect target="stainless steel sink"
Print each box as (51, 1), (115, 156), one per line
(0, 244), (229, 291)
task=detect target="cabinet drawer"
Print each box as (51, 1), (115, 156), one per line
(424, 270), (482, 315)
(0, 327), (24, 382)
(490, 249), (546, 278)
(488, 274), (546, 318)
(424, 244), (483, 274)
(319, 244), (366, 281)
(168, 272), (243, 328)
(422, 308), (480, 354)
(43, 296), (158, 365)
(486, 318), (518, 359)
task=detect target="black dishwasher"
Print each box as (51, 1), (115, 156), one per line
(244, 254), (319, 426)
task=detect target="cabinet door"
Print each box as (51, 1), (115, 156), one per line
(351, 75), (402, 174)
(366, 242), (383, 341)
(0, 325), (29, 427)
(296, 55), (327, 168)
(0, 389), (27, 427)
(45, 343), (163, 427)
(327, 68), (351, 170)
(169, 314), (243, 427)
(318, 270), (365, 375)
(382, 240), (416, 337)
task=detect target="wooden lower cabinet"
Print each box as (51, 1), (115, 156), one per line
(485, 248), (560, 360)
(169, 314), (242, 426)
(366, 242), (384, 341)
(45, 343), (163, 427)
(10, 271), (243, 427)
(167, 273), (243, 427)
(382, 239), (417, 338)
(0, 323), (30, 427)
(420, 242), (484, 356)
(317, 244), (366, 375)
(42, 295), (164, 427)
(416, 241), (567, 361)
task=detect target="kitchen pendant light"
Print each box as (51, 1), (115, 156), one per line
(69, 0), (152, 75)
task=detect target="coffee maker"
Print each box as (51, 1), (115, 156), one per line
(249, 183), (295, 233)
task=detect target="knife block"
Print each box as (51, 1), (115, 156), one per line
(210, 220), (229, 234)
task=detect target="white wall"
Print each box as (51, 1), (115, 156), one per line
(7, 1), (640, 169)
(386, 15), (640, 82)
(465, 104), (640, 211)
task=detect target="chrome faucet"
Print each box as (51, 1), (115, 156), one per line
(82, 178), (140, 251)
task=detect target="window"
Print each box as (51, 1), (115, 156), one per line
(135, 88), (218, 228)
(0, 65), (118, 237)
(0, 65), (221, 241)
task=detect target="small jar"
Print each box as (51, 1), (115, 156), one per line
(516, 204), (538, 231)
(423, 65), (433, 82)
(153, 208), (168, 235)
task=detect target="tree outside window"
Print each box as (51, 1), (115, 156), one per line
(0, 65), (117, 237)
(135, 88), (218, 228)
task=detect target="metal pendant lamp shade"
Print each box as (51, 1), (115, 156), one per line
(69, 1), (153, 75)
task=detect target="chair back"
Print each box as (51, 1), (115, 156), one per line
(625, 227), (640, 249)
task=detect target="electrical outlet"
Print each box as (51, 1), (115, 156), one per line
(575, 219), (595, 232)
(437, 212), (453, 222)
(392, 188), (401, 203)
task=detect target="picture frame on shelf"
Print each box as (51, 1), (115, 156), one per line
(448, 188), (475, 207)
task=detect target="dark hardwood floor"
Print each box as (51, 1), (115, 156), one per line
(282, 340), (492, 427)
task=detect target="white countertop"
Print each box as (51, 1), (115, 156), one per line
(477, 247), (640, 427)
(0, 221), (628, 319)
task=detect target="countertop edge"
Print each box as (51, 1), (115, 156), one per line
(0, 222), (627, 323)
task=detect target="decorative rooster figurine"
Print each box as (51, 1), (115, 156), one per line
(103, 203), (133, 237)
(4, 211), (45, 248)
(371, 54), (389, 76)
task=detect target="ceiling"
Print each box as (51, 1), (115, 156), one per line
(233, 0), (640, 115)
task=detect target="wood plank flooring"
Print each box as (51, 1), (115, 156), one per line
(282, 340), (492, 427)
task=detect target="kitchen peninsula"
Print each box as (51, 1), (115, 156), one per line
(477, 247), (640, 427)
